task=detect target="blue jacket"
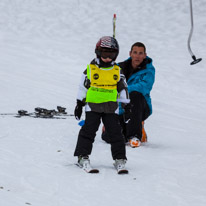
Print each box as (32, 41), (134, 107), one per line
(118, 56), (155, 115)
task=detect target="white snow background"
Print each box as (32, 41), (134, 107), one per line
(0, 0), (206, 206)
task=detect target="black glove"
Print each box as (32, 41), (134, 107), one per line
(74, 100), (85, 120)
(123, 104), (132, 123)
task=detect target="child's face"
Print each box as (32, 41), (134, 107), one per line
(101, 57), (113, 63)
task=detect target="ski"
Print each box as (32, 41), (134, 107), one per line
(117, 168), (129, 174)
(15, 113), (67, 119)
(0, 106), (75, 119)
(76, 163), (99, 173)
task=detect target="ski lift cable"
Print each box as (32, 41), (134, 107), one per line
(187, 0), (202, 65)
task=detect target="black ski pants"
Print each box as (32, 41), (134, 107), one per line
(125, 91), (150, 140)
(101, 91), (150, 143)
(74, 111), (126, 160)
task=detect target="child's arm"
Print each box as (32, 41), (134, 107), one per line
(117, 74), (130, 104)
(76, 70), (89, 102)
(74, 70), (88, 120)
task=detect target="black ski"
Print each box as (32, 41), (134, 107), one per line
(0, 106), (75, 119)
(117, 169), (129, 174)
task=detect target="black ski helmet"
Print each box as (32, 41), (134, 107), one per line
(95, 36), (119, 60)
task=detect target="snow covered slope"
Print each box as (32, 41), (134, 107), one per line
(0, 0), (206, 206)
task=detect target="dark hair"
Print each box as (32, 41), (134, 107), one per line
(131, 42), (146, 53)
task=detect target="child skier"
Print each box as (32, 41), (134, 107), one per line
(74, 36), (130, 174)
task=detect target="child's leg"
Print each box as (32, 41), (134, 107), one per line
(74, 111), (101, 157)
(102, 113), (126, 160)
(101, 114), (127, 143)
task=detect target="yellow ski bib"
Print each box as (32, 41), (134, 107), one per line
(86, 64), (120, 103)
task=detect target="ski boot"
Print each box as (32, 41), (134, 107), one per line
(113, 159), (128, 174)
(77, 156), (99, 173)
(129, 136), (141, 148)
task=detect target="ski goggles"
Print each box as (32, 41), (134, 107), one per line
(100, 51), (117, 59)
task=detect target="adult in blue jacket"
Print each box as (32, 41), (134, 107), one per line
(102, 42), (155, 147)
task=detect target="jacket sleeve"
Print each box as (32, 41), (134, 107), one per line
(128, 70), (155, 96)
(117, 74), (130, 104)
(76, 70), (89, 102)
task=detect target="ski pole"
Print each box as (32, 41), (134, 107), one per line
(113, 14), (116, 38)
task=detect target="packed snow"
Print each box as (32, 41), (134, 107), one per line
(0, 0), (206, 206)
